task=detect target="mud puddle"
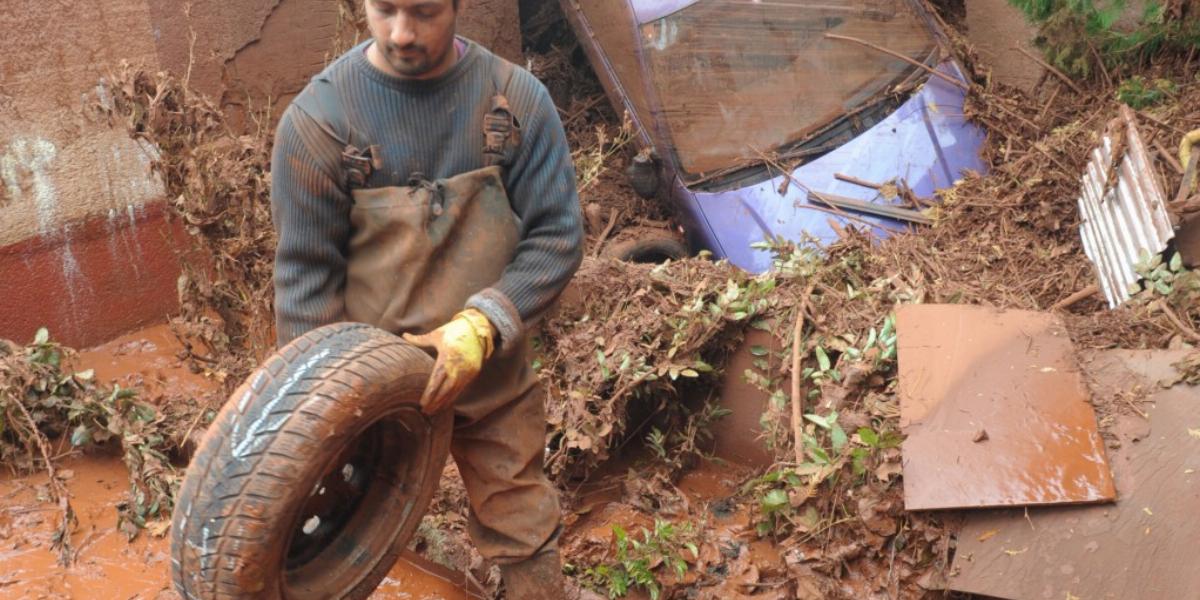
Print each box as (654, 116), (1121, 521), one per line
(0, 454), (474, 599)
(0, 323), (474, 600)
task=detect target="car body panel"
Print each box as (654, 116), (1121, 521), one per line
(561, 0), (988, 272)
(687, 62), (986, 271)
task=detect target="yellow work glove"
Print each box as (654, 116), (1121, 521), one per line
(1180, 129), (1200, 169)
(403, 309), (495, 415)
(1181, 129), (1200, 191)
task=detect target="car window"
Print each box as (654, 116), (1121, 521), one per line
(640, 0), (936, 180)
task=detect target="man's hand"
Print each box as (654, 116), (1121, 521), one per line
(403, 309), (496, 415)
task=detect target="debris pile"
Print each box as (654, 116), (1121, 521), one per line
(98, 65), (278, 391)
(0, 330), (201, 558)
(0, 5), (1196, 598)
(539, 256), (774, 482)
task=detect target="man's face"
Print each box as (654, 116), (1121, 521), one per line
(365, 0), (458, 79)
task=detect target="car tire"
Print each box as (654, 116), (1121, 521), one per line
(602, 226), (689, 264)
(170, 322), (451, 600)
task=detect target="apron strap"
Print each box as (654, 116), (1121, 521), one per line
(482, 54), (522, 171)
(292, 76), (379, 191)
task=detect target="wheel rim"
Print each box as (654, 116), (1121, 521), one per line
(286, 424), (382, 570)
(281, 406), (438, 599)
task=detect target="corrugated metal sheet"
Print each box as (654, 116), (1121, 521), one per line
(1077, 107), (1175, 308)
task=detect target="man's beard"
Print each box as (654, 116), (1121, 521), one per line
(384, 41), (449, 77)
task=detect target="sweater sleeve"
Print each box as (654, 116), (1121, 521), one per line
(270, 103), (353, 347)
(466, 77), (584, 352)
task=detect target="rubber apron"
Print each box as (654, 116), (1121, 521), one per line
(341, 60), (523, 335)
(335, 60), (561, 562)
(343, 166), (519, 334)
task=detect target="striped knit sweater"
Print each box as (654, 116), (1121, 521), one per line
(270, 38), (583, 349)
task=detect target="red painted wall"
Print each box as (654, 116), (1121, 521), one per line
(0, 203), (185, 348)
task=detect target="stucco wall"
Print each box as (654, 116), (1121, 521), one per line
(0, 0), (173, 347)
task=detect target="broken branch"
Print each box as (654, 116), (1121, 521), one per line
(1050, 284), (1099, 311)
(591, 208), (621, 258)
(809, 191), (933, 225)
(1015, 47), (1084, 95)
(834, 172), (884, 190)
(791, 282), (817, 466)
(823, 33), (969, 92)
(1154, 299), (1200, 344)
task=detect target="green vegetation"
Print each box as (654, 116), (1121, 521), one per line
(0, 329), (203, 552)
(1008, 0), (1200, 77)
(742, 411), (902, 537)
(582, 520), (697, 600)
(1115, 75), (1179, 107)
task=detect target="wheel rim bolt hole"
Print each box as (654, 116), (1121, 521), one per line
(302, 515), (321, 535)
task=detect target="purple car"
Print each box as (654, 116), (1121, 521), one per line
(559, 0), (987, 272)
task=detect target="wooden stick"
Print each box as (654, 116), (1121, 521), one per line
(834, 172), (883, 190)
(809, 191), (933, 225)
(1016, 47), (1084, 95)
(823, 33), (970, 92)
(1050, 284), (1099, 311)
(750, 148), (890, 234)
(1176, 151), (1199, 205)
(1155, 137), (1186, 175)
(791, 282), (816, 466)
(1155, 299), (1200, 343)
(591, 208), (621, 258)
(1038, 84), (1061, 122)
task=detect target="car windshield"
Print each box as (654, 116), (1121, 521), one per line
(640, 0), (936, 180)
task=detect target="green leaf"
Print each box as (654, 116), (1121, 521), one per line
(761, 489), (789, 513)
(816, 346), (831, 371)
(851, 447), (869, 476)
(34, 327), (49, 345)
(750, 345), (769, 357)
(70, 424), (92, 447)
(1170, 251), (1183, 272)
(831, 424), (848, 452)
(808, 444), (831, 464)
(804, 413), (830, 429)
(857, 427), (880, 447)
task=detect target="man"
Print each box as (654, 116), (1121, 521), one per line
(269, 0), (591, 597)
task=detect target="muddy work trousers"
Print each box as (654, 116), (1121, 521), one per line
(446, 337), (560, 563)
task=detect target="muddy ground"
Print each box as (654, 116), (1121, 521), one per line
(2, 2), (1200, 600)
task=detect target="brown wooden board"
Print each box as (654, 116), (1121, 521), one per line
(897, 305), (1116, 510)
(949, 350), (1200, 599)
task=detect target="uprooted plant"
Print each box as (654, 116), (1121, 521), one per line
(539, 255), (777, 483)
(0, 329), (201, 556)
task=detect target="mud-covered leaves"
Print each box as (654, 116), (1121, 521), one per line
(0, 331), (195, 544)
(583, 520), (697, 600)
(101, 65), (277, 392)
(541, 257), (776, 483)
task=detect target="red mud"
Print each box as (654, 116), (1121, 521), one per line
(0, 323), (473, 599)
(0, 457), (473, 599)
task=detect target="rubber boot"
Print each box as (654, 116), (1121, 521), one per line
(499, 549), (605, 600)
